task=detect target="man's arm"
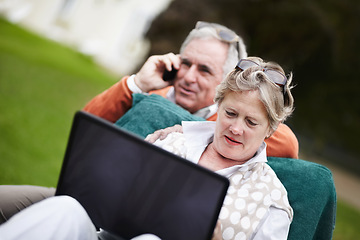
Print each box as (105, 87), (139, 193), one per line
(83, 76), (133, 123)
(83, 53), (181, 123)
(146, 116), (299, 159)
(265, 123), (299, 159)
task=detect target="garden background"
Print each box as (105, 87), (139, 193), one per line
(1, 0), (360, 238)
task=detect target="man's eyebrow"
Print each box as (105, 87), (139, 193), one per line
(181, 57), (191, 64)
(198, 64), (213, 75)
(181, 57), (214, 75)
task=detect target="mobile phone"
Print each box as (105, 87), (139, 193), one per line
(162, 68), (178, 81)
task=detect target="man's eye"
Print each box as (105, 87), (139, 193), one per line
(199, 66), (211, 74)
(181, 60), (191, 67)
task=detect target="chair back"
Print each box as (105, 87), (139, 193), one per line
(267, 157), (336, 240)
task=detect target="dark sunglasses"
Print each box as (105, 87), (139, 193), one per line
(195, 21), (241, 60)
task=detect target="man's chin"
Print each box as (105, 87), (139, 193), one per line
(175, 98), (197, 113)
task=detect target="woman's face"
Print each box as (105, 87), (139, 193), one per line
(213, 90), (271, 163)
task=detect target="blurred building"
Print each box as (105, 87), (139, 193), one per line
(0, 0), (173, 76)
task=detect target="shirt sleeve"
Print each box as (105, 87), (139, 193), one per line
(264, 123), (299, 159)
(127, 75), (143, 94)
(252, 207), (291, 240)
(83, 76), (134, 123)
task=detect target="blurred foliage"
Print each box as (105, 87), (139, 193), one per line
(146, 0), (360, 174)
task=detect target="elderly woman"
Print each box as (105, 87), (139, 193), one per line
(149, 56), (294, 239)
(0, 57), (294, 240)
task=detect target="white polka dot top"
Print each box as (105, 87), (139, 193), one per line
(154, 121), (293, 239)
(219, 162), (293, 240)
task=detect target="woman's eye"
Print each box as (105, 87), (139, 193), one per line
(247, 119), (258, 126)
(225, 110), (236, 117)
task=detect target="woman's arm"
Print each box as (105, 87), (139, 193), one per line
(252, 207), (291, 240)
(145, 124), (183, 143)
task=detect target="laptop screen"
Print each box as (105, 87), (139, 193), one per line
(56, 111), (229, 240)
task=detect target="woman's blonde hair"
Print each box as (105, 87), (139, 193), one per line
(214, 57), (294, 132)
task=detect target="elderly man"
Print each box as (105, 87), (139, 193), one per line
(0, 21), (298, 225)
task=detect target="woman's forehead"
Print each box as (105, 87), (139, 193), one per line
(222, 91), (267, 117)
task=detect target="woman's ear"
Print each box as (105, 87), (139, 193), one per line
(265, 132), (273, 139)
(265, 123), (279, 139)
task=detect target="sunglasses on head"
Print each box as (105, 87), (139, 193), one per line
(235, 59), (288, 86)
(195, 21), (241, 60)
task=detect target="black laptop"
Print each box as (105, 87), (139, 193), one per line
(55, 111), (229, 240)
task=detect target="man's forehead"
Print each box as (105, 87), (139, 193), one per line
(180, 38), (228, 68)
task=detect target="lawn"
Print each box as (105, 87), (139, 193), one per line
(0, 17), (116, 186)
(0, 17), (359, 239)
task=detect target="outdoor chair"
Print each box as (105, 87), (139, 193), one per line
(268, 157), (336, 240)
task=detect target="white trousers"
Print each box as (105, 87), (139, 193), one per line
(0, 196), (160, 240)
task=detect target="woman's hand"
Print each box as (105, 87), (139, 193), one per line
(145, 124), (183, 143)
(211, 221), (222, 240)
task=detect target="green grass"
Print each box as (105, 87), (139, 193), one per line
(0, 17), (116, 186)
(333, 201), (360, 239)
(0, 17), (360, 239)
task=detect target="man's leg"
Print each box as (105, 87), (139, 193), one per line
(0, 195), (98, 240)
(0, 185), (55, 224)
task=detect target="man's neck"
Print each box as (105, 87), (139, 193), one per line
(166, 87), (218, 119)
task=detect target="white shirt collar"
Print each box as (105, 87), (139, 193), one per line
(166, 87), (218, 119)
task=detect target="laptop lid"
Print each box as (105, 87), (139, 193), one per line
(55, 111), (229, 240)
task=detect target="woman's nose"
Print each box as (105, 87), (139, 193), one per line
(229, 123), (244, 135)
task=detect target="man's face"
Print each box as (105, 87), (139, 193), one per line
(173, 38), (229, 113)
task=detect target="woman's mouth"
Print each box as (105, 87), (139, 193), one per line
(225, 136), (242, 146)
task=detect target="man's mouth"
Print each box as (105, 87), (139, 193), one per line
(178, 85), (196, 95)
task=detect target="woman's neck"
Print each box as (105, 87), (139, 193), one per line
(198, 143), (248, 171)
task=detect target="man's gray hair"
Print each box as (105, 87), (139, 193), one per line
(180, 23), (247, 79)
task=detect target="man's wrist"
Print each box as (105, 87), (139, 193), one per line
(127, 74), (143, 93)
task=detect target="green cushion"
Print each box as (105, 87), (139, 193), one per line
(268, 157), (336, 240)
(115, 93), (205, 138)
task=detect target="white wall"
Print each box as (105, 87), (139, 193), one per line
(0, 0), (173, 76)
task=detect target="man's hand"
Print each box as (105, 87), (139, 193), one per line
(145, 124), (183, 143)
(135, 53), (181, 93)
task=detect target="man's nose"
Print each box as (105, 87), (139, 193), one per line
(183, 65), (197, 84)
